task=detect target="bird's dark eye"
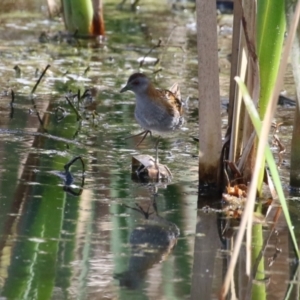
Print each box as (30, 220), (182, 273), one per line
(132, 80), (139, 85)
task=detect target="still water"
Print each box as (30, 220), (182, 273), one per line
(0, 1), (299, 300)
(0, 1), (202, 299)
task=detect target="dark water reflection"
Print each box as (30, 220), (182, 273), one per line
(0, 1), (299, 300)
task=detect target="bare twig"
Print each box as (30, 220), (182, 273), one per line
(139, 39), (162, 67)
(65, 95), (82, 121)
(31, 64), (50, 95)
(139, 25), (184, 69)
(30, 64), (51, 128)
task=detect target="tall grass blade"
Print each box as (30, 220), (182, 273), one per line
(221, 0), (300, 298)
(257, 0), (285, 119)
(236, 77), (299, 256)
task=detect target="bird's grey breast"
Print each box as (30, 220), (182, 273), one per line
(134, 94), (183, 132)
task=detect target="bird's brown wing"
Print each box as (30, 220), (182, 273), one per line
(163, 88), (183, 116)
(168, 83), (181, 101)
(147, 84), (183, 117)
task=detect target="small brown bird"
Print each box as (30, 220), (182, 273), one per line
(120, 73), (184, 146)
(120, 73), (184, 177)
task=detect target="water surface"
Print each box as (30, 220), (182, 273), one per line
(0, 1), (299, 300)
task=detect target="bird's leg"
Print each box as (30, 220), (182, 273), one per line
(154, 137), (161, 165)
(123, 130), (152, 147)
(152, 185), (159, 213)
(136, 130), (151, 147)
(154, 136), (161, 180)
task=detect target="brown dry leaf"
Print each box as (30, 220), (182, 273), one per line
(226, 183), (247, 197)
(222, 193), (246, 206)
(223, 183), (248, 219)
(222, 205), (243, 219)
(233, 209), (242, 219)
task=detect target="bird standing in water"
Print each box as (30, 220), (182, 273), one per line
(120, 73), (184, 151)
(120, 73), (184, 179)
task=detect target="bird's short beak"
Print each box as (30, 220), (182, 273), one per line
(120, 85), (129, 93)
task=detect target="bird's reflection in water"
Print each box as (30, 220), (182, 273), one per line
(115, 198), (179, 289)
